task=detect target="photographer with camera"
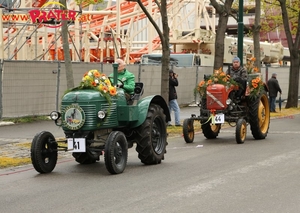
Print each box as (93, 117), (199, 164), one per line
(168, 70), (181, 126)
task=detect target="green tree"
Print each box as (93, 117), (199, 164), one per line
(127, 0), (170, 103)
(263, 0), (299, 108)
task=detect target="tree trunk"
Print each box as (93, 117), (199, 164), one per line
(137, 0), (170, 103)
(278, 0), (300, 108)
(253, 0), (261, 71)
(210, 0), (234, 71)
(160, 0), (170, 103)
(60, 0), (74, 89)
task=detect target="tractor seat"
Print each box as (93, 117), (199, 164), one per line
(128, 82), (144, 105)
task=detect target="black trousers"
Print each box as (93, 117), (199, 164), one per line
(234, 78), (247, 98)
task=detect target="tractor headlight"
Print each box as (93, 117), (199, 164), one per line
(50, 111), (60, 120)
(97, 110), (106, 119)
(226, 99), (232, 105)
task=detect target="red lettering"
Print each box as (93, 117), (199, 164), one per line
(61, 11), (68, 21)
(28, 10), (41, 23)
(38, 11), (48, 22)
(47, 10), (57, 20)
(68, 10), (76, 21)
(54, 10), (63, 20)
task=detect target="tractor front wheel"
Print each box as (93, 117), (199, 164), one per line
(183, 119), (194, 143)
(236, 118), (247, 144)
(104, 131), (128, 174)
(31, 131), (58, 174)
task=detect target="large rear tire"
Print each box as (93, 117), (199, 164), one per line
(31, 131), (58, 174)
(249, 90), (270, 139)
(135, 104), (167, 165)
(104, 131), (128, 174)
(183, 119), (194, 143)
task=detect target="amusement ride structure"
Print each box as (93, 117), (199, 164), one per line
(0, 0), (289, 64)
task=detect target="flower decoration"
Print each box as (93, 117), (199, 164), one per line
(245, 57), (265, 98)
(248, 76), (265, 98)
(246, 57), (259, 74)
(197, 67), (238, 97)
(79, 69), (117, 104)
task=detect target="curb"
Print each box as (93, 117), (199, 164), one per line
(0, 121), (15, 126)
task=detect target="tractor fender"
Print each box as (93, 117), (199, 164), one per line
(133, 95), (171, 127)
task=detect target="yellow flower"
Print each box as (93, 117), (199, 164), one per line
(78, 69), (118, 104)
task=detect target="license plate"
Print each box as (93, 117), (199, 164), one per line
(67, 138), (86, 152)
(212, 113), (224, 124)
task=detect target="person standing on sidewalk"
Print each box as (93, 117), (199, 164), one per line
(168, 70), (181, 126)
(267, 73), (282, 112)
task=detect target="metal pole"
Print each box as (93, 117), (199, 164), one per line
(237, 0), (244, 66)
(56, 61), (61, 111)
(0, 9), (4, 119)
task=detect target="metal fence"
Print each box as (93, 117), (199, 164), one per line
(0, 60), (295, 118)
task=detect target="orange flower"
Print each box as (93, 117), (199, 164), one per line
(219, 72), (226, 76)
(109, 86), (117, 96)
(93, 71), (100, 78)
(253, 67), (259, 73)
(83, 71), (89, 77)
(252, 82), (258, 88)
(251, 57), (256, 61)
(102, 85), (108, 93)
(207, 79), (213, 85)
(198, 80), (205, 87)
(92, 81), (97, 86)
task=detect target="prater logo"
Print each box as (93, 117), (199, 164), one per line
(28, 1), (77, 28)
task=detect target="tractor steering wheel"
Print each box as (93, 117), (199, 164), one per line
(108, 77), (124, 88)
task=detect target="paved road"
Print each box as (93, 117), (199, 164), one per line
(1, 114), (300, 213)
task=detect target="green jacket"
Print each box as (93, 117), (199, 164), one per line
(109, 69), (135, 94)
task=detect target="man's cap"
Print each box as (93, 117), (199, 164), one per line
(232, 56), (241, 63)
(169, 70), (174, 73)
(272, 73), (277, 76)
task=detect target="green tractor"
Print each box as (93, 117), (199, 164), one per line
(31, 64), (171, 175)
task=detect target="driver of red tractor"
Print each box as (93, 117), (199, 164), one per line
(226, 56), (248, 100)
(109, 59), (135, 100)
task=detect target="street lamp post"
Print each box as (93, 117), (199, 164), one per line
(237, 0), (244, 66)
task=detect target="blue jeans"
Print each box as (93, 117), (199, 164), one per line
(269, 96), (276, 112)
(169, 99), (181, 125)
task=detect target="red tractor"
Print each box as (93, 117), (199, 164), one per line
(183, 75), (270, 144)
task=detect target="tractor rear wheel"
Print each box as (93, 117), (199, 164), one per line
(248, 90), (270, 139)
(135, 104), (167, 165)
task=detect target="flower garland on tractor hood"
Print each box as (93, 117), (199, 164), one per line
(79, 69), (117, 104)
